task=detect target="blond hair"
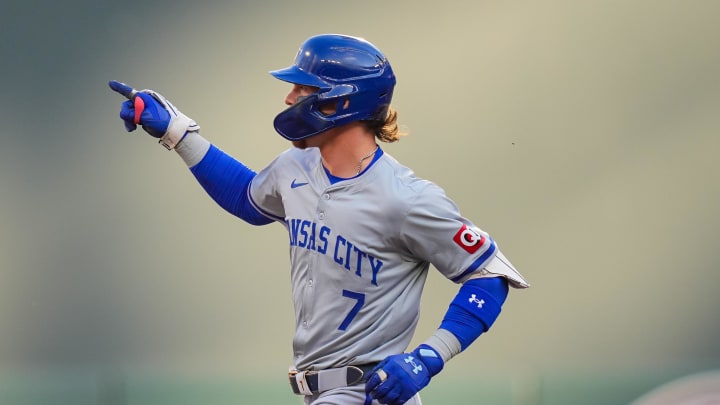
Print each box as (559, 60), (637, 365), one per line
(365, 106), (407, 143)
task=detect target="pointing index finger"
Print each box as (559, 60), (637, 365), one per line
(108, 80), (138, 99)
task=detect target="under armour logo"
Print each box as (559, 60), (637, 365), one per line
(405, 355), (423, 374)
(469, 294), (485, 308)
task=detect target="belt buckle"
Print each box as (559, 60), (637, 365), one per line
(289, 369), (314, 395)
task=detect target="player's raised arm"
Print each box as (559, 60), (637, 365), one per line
(108, 80), (272, 226)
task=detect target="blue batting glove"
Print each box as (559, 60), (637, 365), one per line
(108, 80), (199, 150)
(109, 80), (171, 137)
(365, 345), (444, 405)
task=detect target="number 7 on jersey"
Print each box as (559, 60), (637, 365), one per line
(339, 290), (365, 331)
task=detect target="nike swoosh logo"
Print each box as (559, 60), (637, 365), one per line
(291, 179), (309, 189)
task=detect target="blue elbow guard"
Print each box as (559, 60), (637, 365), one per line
(439, 277), (509, 350)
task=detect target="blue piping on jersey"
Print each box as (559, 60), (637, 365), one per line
(450, 238), (497, 283)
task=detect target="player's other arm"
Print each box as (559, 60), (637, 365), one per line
(430, 275), (508, 356)
(366, 192), (527, 404)
(108, 80), (272, 226)
(365, 275), (508, 405)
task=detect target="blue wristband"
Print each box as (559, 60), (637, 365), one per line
(439, 277), (508, 350)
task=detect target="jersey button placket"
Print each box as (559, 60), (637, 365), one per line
(318, 192), (330, 221)
(310, 193), (330, 329)
(305, 278), (314, 327)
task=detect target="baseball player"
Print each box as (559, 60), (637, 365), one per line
(110, 34), (529, 405)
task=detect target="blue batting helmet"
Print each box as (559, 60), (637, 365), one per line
(270, 34), (396, 141)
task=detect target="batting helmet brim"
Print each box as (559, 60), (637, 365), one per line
(270, 66), (330, 89)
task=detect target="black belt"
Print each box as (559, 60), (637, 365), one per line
(288, 363), (379, 395)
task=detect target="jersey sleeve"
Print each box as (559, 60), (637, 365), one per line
(399, 182), (527, 287)
(246, 150), (289, 222)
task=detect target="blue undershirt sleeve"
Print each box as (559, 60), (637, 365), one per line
(189, 145), (273, 226)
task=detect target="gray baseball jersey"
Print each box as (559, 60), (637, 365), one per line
(249, 147), (528, 371)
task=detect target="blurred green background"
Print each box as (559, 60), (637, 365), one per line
(1, 0), (719, 404)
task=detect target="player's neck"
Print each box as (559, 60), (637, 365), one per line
(318, 124), (378, 178)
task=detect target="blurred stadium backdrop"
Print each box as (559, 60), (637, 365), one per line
(1, 0), (718, 404)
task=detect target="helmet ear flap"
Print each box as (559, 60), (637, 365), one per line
(318, 98), (351, 117)
(317, 100), (338, 116)
(316, 84), (354, 116)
